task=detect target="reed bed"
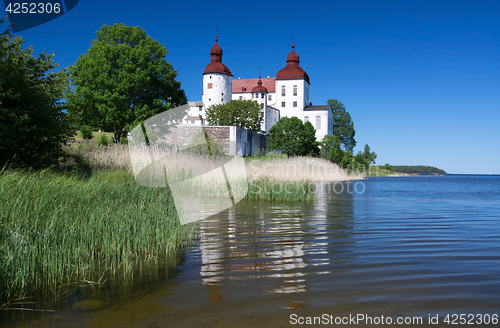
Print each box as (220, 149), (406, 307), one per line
(83, 143), (132, 171)
(246, 156), (362, 182)
(79, 144), (359, 201)
(0, 168), (195, 304)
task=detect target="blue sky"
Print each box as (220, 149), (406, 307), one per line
(8, 0), (500, 174)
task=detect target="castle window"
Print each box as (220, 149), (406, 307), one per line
(221, 98), (223, 102)
(316, 116), (321, 130)
(268, 95), (272, 101)
(281, 101), (285, 107)
(281, 85), (286, 97)
(207, 83), (212, 89)
(239, 96), (243, 100)
(304, 116), (309, 122)
(261, 104), (264, 109)
(221, 93), (224, 96)
(210, 76), (212, 79)
(293, 85), (297, 96)
(261, 94), (264, 99)
(199, 106), (202, 111)
(209, 98), (211, 101)
(293, 101), (297, 107)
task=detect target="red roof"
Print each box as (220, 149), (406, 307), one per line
(251, 77), (268, 93)
(276, 44), (310, 84)
(203, 37), (233, 76)
(233, 77), (276, 93)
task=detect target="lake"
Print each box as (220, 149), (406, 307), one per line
(6, 175), (500, 327)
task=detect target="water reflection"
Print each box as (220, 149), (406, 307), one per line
(198, 183), (356, 297)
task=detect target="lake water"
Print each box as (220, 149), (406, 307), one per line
(7, 175), (500, 327)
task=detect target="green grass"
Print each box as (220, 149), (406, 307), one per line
(72, 130), (114, 141)
(0, 168), (195, 305)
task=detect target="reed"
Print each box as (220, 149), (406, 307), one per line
(0, 168), (196, 304)
(245, 156), (362, 182)
(73, 144), (360, 202)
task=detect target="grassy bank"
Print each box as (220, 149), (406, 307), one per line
(0, 168), (195, 305)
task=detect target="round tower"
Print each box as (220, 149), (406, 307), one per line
(202, 36), (233, 109)
(252, 76), (268, 108)
(252, 76), (268, 132)
(275, 44), (310, 115)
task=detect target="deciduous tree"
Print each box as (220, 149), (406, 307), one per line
(0, 18), (72, 168)
(66, 23), (187, 143)
(327, 98), (356, 152)
(205, 100), (263, 132)
(268, 117), (319, 157)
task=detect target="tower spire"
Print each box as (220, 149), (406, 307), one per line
(215, 24), (218, 42)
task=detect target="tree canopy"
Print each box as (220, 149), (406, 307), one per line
(355, 144), (377, 166)
(66, 23), (187, 142)
(0, 18), (72, 168)
(205, 100), (263, 132)
(268, 117), (319, 157)
(327, 98), (356, 152)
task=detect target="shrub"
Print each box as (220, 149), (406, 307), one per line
(96, 134), (110, 146)
(80, 125), (93, 140)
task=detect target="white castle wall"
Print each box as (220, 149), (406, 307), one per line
(275, 79), (310, 118)
(202, 73), (232, 109)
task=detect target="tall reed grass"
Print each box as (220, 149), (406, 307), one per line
(246, 156), (361, 182)
(81, 145), (359, 197)
(0, 168), (195, 304)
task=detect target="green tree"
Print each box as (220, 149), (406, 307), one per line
(205, 100), (263, 132)
(268, 117), (319, 157)
(321, 135), (343, 164)
(383, 163), (395, 172)
(321, 134), (360, 169)
(327, 98), (356, 152)
(363, 144), (377, 164)
(0, 18), (72, 168)
(66, 23), (187, 143)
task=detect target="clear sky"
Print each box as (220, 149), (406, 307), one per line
(7, 0), (500, 174)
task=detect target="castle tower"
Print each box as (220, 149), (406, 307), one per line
(251, 76), (268, 132)
(202, 36), (233, 110)
(275, 44), (310, 118)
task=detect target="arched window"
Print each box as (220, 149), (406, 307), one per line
(316, 116), (321, 130)
(304, 116), (309, 122)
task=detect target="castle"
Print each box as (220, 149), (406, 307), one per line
(183, 36), (334, 142)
